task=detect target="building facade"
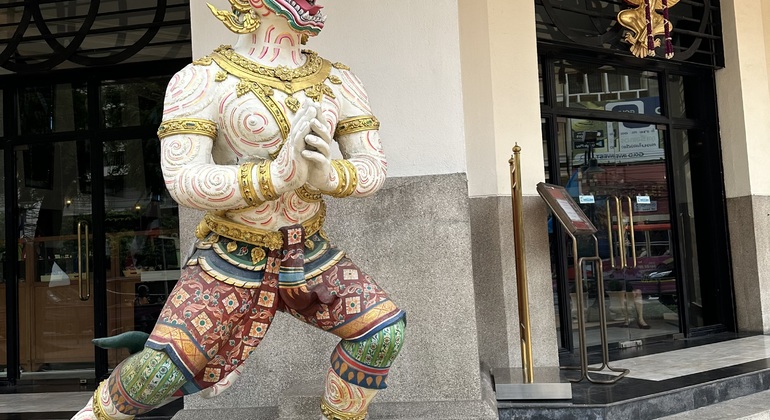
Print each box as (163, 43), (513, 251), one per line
(1, 0), (770, 418)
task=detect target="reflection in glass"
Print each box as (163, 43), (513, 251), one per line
(18, 84), (88, 135)
(555, 60), (660, 115)
(104, 139), (180, 369)
(16, 141), (95, 376)
(0, 151), (5, 375)
(549, 118), (679, 348)
(100, 78), (168, 128)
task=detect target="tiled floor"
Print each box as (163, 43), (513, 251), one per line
(593, 335), (770, 381)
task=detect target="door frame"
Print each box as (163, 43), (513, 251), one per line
(0, 59), (188, 385)
(538, 45), (735, 353)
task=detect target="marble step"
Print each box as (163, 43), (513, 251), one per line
(657, 389), (770, 420)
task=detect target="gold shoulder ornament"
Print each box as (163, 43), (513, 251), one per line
(157, 118), (218, 141)
(335, 116), (380, 138)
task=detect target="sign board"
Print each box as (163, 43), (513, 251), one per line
(537, 183), (598, 235)
(579, 195), (596, 204)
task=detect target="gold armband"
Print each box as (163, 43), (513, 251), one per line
(257, 160), (279, 201)
(238, 162), (263, 207)
(335, 116), (380, 138)
(295, 185), (323, 203)
(157, 118), (218, 140)
(325, 160), (359, 198)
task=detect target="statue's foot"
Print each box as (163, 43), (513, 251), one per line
(71, 397), (96, 420)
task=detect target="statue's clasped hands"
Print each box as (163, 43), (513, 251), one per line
(277, 99), (335, 193)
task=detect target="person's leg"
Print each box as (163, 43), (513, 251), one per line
(322, 318), (406, 419)
(632, 289), (649, 328)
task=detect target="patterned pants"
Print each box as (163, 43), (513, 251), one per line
(102, 227), (405, 418)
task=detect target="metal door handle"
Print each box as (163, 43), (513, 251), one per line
(624, 196), (637, 268)
(613, 196), (626, 269)
(606, 200), (617, 269)
(77, 221), (91, 301)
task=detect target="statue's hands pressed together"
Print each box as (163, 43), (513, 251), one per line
(271, 99), (321, 193)
(303, 115), (334, 192)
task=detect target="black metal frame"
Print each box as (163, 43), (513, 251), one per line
(0, 1), (191, 73)
(535, 0), (724, 69)
(539, 44), (735, 353)
(0, 58), (188, 385)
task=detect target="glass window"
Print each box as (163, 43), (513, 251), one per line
(554, 61), (661, 117)
(17, 84), (88, 135)
(103, 138), (180, 370)
(100, 78), (168, 129)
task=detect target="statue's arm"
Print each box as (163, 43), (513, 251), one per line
(160, 63), (310, 210)
(325, 68), (387, 198)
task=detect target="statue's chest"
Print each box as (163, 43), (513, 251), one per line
(211, 70), (342, 161)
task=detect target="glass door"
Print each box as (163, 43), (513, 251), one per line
(556, 117), (680, 348)
(15, 140), (95, 379)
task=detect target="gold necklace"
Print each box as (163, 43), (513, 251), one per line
(212, 45), (327, 91)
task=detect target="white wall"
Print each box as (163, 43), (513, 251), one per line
(191, 0), (468, 179)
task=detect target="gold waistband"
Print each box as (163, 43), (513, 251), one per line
(196, 202), (326, 250)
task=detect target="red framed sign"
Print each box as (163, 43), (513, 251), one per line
(537, 182), (598, 236)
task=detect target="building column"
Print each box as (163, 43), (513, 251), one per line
(460, 0), (559, 371)
(716, 0), (770, 333)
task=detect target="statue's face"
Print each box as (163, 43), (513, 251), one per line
(251, 0), (325, 35)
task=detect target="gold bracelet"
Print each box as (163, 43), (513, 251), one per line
(320, 399), (367, 420)
(238, 162), (263, 207)
(157, 118), (218, 140)
(295, 185), (323, 202)
(324, 160), (358, 198)
(91, 383), (114, 420)
(257, 160), (279, 201)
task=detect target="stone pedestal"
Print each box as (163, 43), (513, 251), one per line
(172, 174), (498, 419)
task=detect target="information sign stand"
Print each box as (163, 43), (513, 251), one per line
(537, 183), (630, 384)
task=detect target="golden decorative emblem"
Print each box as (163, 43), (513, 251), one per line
(157, 118), (218, 141)
(192, 56), (213, 66)
(328, 75), (342, 85)
(618, 0), (680, 59)
(305, 239), (316, 251)
(304, 83), (336, 103)
(207, 2), (260, 34)
(251, 247), (266, 264)
(285, 96), (301, 112)
(227, 241), (238, 253)
(215, 71), (228, 82)
(335, 116), (380, 137)
(332, 62), (350, 71)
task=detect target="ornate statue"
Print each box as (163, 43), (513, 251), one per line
(618, 0), (680, 58)
(73, 1), (406, 419)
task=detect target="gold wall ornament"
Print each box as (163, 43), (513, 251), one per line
(157, 118), (218, 140)
(618, 0), (680, 59)
(207, 3), (260, 34)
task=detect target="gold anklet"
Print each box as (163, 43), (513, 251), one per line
(320, 400), (367, 420)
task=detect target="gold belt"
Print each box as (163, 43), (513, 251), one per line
(196, 202), (326, 250)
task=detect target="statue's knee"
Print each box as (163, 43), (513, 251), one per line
(117, 348), (187, 407)
(340, 318), (406, 369)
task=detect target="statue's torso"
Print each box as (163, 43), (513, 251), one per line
(165, 48), (372, 231)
